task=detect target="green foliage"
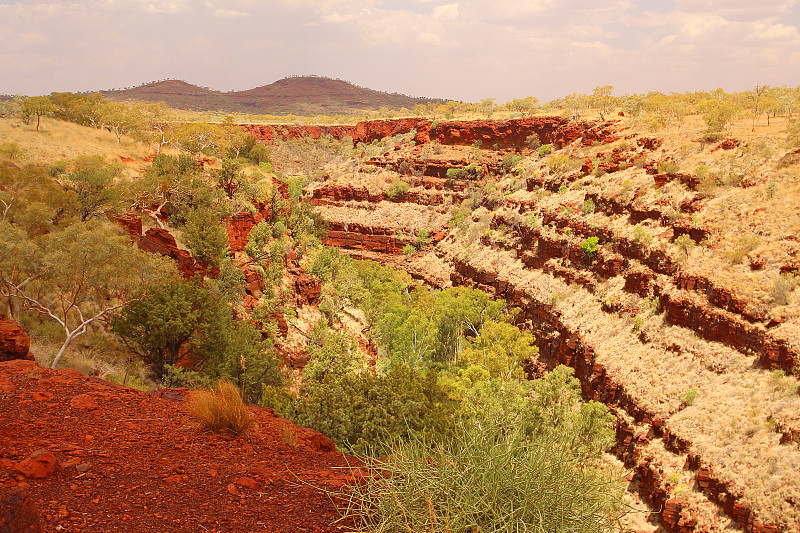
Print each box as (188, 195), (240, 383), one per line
(500, 153), (521, 173)
(0, 142), (24, 160)
(215, 158), (244, 198)
(58, 156), (122, 221)
(183, 208), (229, 267)
(446, 167), (466, 179)
(386, 178), (411, 200)
(537, 144), (552, 157)
(460, 320), (536, 379)
(633, 225), (652, 244)
(303, 328), (362, 383)
(0, 164), (67, 235)
(340, 366), (621, 533)
(657, 161), (680, 175)
(581, 236), (600, 258)
(547, 154), (571, 173)
(112, 278), (281, 399)
(415, 229), (432, 248)
(402, 243), (416, 255)
(582, 197), (595, 214)
(682, 387), (700, 407)
(0, 221), (175, 368)
(766, 181), (777, 198)
(288, 365), (455, 454)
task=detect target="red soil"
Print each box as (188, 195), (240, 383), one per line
(0, 359), (358, 533)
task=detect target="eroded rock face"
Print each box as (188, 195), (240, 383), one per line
(137, 228), (218, 280)
(293, 272), (322, 307)
(0, 486), (43, 533)
(108, 212), (143, 240)
(246, 117), (620, 150)
(0, 314), (32, 362)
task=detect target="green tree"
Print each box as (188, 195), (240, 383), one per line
(112, 278), (277, 395)
(20, 96), (54, 131)
(171, 122), (225, 157)
(57, 156), (121, 221)
(98, 101), (144, 143)
(49, 92), (105, 128)
(183, 208), (230, 267)
(0, 222), (175, 368)
(460, 320), (536, 379)
(591, 85), (616, 121)
(215, 158), (244, 198)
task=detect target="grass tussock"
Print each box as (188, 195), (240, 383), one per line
(339, 424), (626, 533)
(186, 379), (255, 435)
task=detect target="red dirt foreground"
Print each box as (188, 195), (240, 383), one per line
(0, 359), (358, 533)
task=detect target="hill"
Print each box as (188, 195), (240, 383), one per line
(102, 76), (447, 115)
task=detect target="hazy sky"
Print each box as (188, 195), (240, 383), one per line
(2, 0), (799, 103)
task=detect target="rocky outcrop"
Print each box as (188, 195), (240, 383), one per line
(108, 212), (143, 240)
(292, 271), (321, 307)
(247, 117), (620, 150)
(0, 314), (31, 362)
(137, 228), (219, 280)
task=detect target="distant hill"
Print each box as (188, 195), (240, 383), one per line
(102, 77), (447, 116)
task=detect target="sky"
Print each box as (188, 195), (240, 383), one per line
(1, 0), (799, 103)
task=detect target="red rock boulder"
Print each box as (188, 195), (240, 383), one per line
(0, 486), (42, 533)
(294, 272), (321, 307)
(0, 314), (32, 362)
(14, 450), (57, 479)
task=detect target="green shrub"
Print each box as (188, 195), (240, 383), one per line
(415, 229), (432, 248)
(446, 167), (466, 179)
(288, 365), (454, 454)
(582, 198), (595, 214)
(547, 154), (570, 173)
(403, 243), (416, 255)
(0, 142), (24, 160)
(766, 181), (777, 198)
(657, 161), (680, 175)
(501, 153), (521, 173)
(674, 234), (696, 259)
(386, 178), (411, 200)
(633, 225), (652, 244)
(537, 144), (551, 157)
(339, 366), (622, 533)
(682, 387), (700, 407)
(581, 236), (599, 258)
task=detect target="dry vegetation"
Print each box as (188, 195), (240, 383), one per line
(308, 107), (800, 530)
(186, 379), (255, 435)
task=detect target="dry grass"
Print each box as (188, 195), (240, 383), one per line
(0, 116), (152, 166)
(186, 379), (255, 435)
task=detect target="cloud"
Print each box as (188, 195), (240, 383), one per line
(0, 0), (799, 102)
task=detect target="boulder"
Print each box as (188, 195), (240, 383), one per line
(0, 486), (42, 533)
(14, 450), (57, 480)
(0, 315), (32, 362)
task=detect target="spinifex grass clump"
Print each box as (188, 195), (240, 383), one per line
(186, 379), (255, 435)
(340, 423), (626, 533)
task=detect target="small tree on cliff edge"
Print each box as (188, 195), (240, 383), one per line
(0, 221), (175, 369)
